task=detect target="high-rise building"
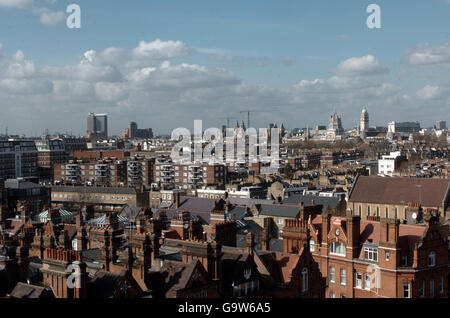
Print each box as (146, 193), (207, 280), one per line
(436, 120), (446, 130)
(387, 121), (420, 137)
(86, 113), (108, 139)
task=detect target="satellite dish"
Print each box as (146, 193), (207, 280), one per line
(412, 213), (417, 220)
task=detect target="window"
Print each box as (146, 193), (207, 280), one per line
(430, 280), (434, 298)
(403, 283), (410, 298)
(330, 267), (335, 283)
(355, 272), (362, 289)
(301, 268), (308, 292)
(330, 242), (346, 256)
(439, 277), (444, 294)
(329, 292), (335, 298)
(419, 280), (425, 298)
(309, 239), (315, 252)
(385, 207), (389, 218)
(364, 247), (378, 262)
(385, 251), (390, 261)
(364, 273), (371, 290)
(428, 252), (436, 267)
(340, 269), (346, 286)
(367, 206), (370, 216)
(402, 256), (408, 267)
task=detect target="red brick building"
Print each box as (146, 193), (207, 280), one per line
(282, 209), (449, 298)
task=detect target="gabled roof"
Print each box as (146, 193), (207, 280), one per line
(255, 251), (301, 284)
(348, 176), (450, 207)
(10, 282), (55, 298)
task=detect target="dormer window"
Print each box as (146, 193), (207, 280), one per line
(402, 256), (408, 267)
(330, 242), (346, 256)
(363, 247), (378, 262)
(428, 252), (436, 267)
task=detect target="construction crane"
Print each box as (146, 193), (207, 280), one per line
(218, 117), (238, 128)
(239, 110), (275, 128)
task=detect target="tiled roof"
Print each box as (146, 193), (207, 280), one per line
(348, 176), (450, 207)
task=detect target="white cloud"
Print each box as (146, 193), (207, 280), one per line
(40, 10), (65, 25)
(132, 39), (191, 60)
(0, 0), (65, 26)
(406, 42), (450, 67)
(0, 78), (53, 95)
(0, 0), (33, 8)
(416, 85), (450, 100)
(334, 55), (388, 76)
(0, 40), (446, 135)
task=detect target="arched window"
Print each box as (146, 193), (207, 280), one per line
(330, 242), (346, 256)
(428, 252), (436, 267)
(301, 268), (309, 292)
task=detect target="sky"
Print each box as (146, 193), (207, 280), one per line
(0, 0), (449, 136)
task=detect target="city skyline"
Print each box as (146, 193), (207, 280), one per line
(0, 0), (449, 135)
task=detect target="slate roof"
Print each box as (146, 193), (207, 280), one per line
(119, 206), (143, 221)
(171, 196), (217, 213)
(87, 270), (128, 298)
(51, 185), (138, 194)
(348, 176), (450, 207)
(256, 204), (299, 218)
(4, 179), (43, 190)
(227, 206), (247, 220)
(283, 194), (340, 208)
(10, 282), (55, 298)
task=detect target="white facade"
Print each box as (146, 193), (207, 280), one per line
(378, 151), (401, 176)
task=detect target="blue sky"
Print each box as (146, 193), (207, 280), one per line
(0, 0), (449, 135)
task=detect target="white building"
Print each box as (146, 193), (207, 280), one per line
(378, 151), (401, 176)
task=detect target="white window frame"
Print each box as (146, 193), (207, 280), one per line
(340, 269), (346, 286)
(403, 283), (410, 298)
(330, 241), (346, 256)
(428, 252), (436, 267)
(330, 267), (335, 283)
(355, 272), (362, 289)
(364, 273), (370, 290)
